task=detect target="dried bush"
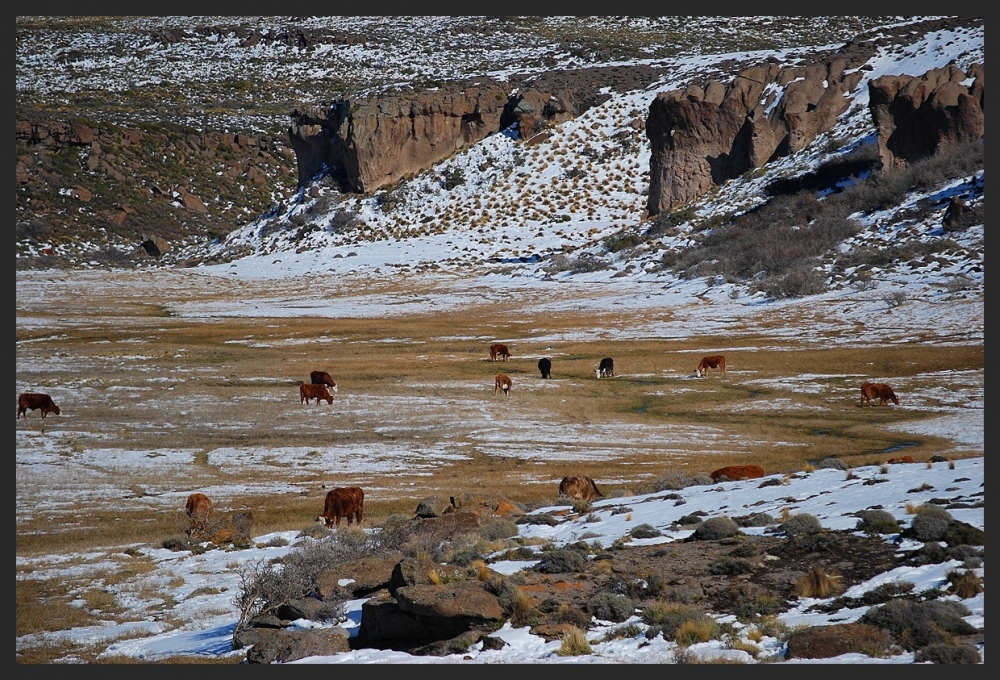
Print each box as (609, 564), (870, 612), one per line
(710, 557), (755, 576)
(537, 546), (587, 574)
(941, 520), (985, 547)
(629, 523), (663, 539)
(753, 263), (829, 299)
(909, 513), (951, 542)
(544, 252), (612, 275)
(516, 513), (560, 526)
(814, 456), (849, 471)
(555, 627), (593, 656)
(945, 569), (984, 599)
(587, 592), (635, 622)
(643, 603), (710, 641)
(859, 598), (977, 650)
(690, 516), (740, 541)
(734, 513), (775, 528)
(478, 519), (520, 541)
(675, 616), (722, 646)
(856, 509), (900, 536)
(328, 207), (363, 233)
(781, 513), (822, 537)
(914, 643), (981, 664)
(726, 542), (757, 558)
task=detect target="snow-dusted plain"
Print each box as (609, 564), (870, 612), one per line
(16, 17), (983, 664)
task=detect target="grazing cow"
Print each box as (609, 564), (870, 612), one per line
(538, 358), (552, 379)
(17, 392), (61, 419)
(495, 373), (513, 396)
(558, 475), (603, 502)
(860, 382), (899, 407)
(710, 465), (765, 482)
(310, 371), (339, 392)
(185, 493), (214, 538)
(300, 383), (334, 405)
(317, 487), (365, 528)
(597, 357), (614, 378)
(696, 355), (726, 377)
(490, 343), (511, 362)
(886, 456), (916, 464)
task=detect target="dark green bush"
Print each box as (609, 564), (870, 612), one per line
(781, 513), (822, 537)
(629, 523), (663, 539)
(709, 557), (754, 575)
(734, 513), (775, 528)
(690, 516), (740, 541)
(914, 643), (981, 664)
(856, 509), (900, 536)
(538, 546), (587, 573)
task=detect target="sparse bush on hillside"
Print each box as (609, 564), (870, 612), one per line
(780, 513), (822, 537)
(856, 509), (900, 536)
(690, 516), (740, 541)
(587, 592), (635, 622)
(544, 252), (612, 275)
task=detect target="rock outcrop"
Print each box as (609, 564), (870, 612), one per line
(868, 63), (984, 171)
(645, 58), (866, 215)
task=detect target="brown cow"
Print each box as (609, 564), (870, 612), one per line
(886, 456), (916, 464)
(697, 355), (726, 377)
(300, 383), (334, 405)
(17, 393), (61, 419)
(185, 492), (214, 538)
(861, 382), (899, 407)
(495, 373), (512, 396)
(490, 343), (511, 362)
(558, 475), (603, 502)
(317, 487), (364, 528)
(710, 465), (765, 482)
(310, 371), (339, 392)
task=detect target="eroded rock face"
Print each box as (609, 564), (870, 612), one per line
(646, 59), (865, 215)
(289, 81), (510, 195)
(868, 63), (984, 171)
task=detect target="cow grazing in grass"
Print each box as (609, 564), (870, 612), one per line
(597, 357), (614, 378)
(538, 358), (552, 379)
(495, 374), (512, 396)
(886, 455), (916, 464)
(559, 475), (603, 502)
(300, 383), (334, 405)
(861, 382), (899, 406)
(490, 343), (511, 362)
(185, 493), (214, 538)
(697, 355), (726, 377)
(710, 465), (765, 482)
(17, 392), (60, 419)
(310, 371), (339, 392)
(317, 487), (364, 528)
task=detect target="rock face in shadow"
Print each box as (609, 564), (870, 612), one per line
(868, 63), (984, 171)
(645, 57), (866, 215)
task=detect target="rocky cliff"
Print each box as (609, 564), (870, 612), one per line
(868, 63), (985, 171)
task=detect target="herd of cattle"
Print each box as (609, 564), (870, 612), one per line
(19, 344), (905, 537)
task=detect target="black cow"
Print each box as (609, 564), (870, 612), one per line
(597, 357), (614, 378)
(538, 358), (552, 379)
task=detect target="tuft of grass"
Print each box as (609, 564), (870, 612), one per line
(946, 569), (983, 599)
(794, 566), (844, 599)
(675, 617), (722, 646)
(555, 627), (593, 656)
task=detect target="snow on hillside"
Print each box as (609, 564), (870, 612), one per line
(190, 19), (983, 306)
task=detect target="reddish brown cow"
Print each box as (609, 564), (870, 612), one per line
(185, 493), (215, 538)
(697, 355), (726, 377)
(495, 374), (512, 396)
(861, 382), (899, 406)
(886, 456), (916, 464)
(17, 393), (61, 419)
(558, 475), (603, 502)
(310, 371), (339, 392)
(490, 344), (511, 362)
(710, 465), (765, 482)
(300, 383), (334, 405)
(317, 487), (365, 528)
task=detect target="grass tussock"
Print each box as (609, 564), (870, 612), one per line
(555, 627), (593, 656)
(794, 566), (844, 599)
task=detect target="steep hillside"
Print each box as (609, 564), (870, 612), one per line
(16, 15), (907, 266)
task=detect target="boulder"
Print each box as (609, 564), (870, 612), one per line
(243, 627), (350, 664)
(315, 553), (404, 599)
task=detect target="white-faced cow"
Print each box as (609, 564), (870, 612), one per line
(490, 343), (511, 362)
(558, 475), (603, 502)
(300, 383), (334, 405)
(860, 382), (899, 407)
(317, 487), (364, 528)
(538, 358), (552, 379)
(185, 492), (215, 538)
(597, 357), (614, 378)
(494, 373), (513, 396)
(17, 392), (61, 419)
(696, 355), (726, 377)
(310, 371), (339, 392)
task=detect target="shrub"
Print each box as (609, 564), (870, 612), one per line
(643, 603), (709, 641)
(726, 542), (757, 558)
(629, 523), (663, 539)
(516, 513), (559, 526)
(914, 643), (981, 664)
(856, 509), (900, 536)
(945, 569), (984, 599)
(676, 514), (704, 526)
(691, 516), (740, 541)
(538, 546), (586, 573)
(478, 519), (520, 541)
(544, 252), (612, 275)
(859, 598), (976, 650)
(734, 513), (775, 528)
(941, 520), (985, 547)
(909, 513), (950, 541)
(587, 592), (635, 623)
(441, 168), (466, 190)
(710, 557), (755, 576)
(781, 513), (822, 537)
(674, 616), (722, 646)
(814, 457), (849, 470)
